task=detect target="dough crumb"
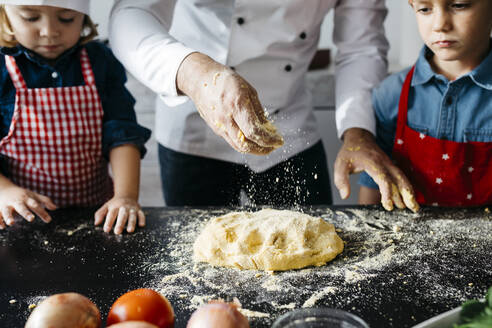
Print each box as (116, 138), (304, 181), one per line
(213, 72), (221, 85)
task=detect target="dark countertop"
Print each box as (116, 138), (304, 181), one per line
(1, 206), (491, 328)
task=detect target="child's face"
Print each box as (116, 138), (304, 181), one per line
(409, 0), (492, 64)
(4, 5), (85, 60)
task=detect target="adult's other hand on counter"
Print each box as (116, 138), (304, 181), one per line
(334, 128), (419, 213)
(176, 52), (284, 155)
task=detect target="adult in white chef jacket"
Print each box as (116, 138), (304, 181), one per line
(109, 0), (417, 211)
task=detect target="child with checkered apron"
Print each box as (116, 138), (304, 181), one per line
(0, 1), (151, 233)
(358, 0), (492, 208)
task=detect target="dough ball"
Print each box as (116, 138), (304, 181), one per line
(193, 209), (344, 271)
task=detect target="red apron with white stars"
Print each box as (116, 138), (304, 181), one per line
(392, 66), (492, 206)
(0, 49), (113, 207)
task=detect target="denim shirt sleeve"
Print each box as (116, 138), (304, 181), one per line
(0, 55), (14, 175)
(359, 70), (407, 189)
(88, 43), (151, 159)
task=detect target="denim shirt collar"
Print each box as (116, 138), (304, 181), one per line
(469, 41), (492, 90)
(0, 43), (81, 68)
(412, 47), (435, 86)
(412, 39), (492, 90)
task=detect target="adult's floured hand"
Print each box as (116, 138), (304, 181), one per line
(334, 128), (419, 213)
(177, 53), (284, 155)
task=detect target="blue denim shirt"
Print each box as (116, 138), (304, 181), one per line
(360, 43), (492, 189)
(0, 41), (151, 166)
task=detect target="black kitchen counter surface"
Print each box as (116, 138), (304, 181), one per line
(1, 206), (491, 328)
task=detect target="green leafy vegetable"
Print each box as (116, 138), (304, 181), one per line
(454, 287), (492, 328)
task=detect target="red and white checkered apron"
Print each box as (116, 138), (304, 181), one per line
(0, 49), (113, 207)
(392, 66), (492, 206)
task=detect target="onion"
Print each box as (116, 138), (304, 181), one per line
(25, 292), (101, 328)
(186, 300), (249, 328)
(107, 321), (159, 328)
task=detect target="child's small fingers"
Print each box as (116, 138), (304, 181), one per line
(113, 207), (128, 235)
(26, 198), (51, 223)
(103, 207), (118, 233)
(2, 207), (14, 226)
(94, 205), (108, 226)
(36, 194), (57, 211)
(137, 209), (145, 227)
(126, 209), (137, 233)
(13, 202), (35, 222)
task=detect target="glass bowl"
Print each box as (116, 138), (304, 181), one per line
(271, 308), (370, 328)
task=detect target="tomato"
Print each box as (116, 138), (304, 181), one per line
(107, 289), (174, 328)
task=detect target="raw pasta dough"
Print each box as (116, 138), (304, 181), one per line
(193, 208), (344, 271)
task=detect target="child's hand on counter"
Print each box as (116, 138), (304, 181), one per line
(0, 184), (56, 229)
(94, 197), (145, 234)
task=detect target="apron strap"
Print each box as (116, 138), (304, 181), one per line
(5, 48), (96, 89)
(4, 55), (27, 90)
(79, 48), (96, 86)
(396, 66), (415, 138)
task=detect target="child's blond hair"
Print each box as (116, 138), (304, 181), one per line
(0, 5), (98, 47)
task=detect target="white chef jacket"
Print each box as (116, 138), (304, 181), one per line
(109, 0), (389, 172)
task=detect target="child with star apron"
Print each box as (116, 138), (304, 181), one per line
(391, 66), (492, 206)
(358, 0), (492, 208)
(0, 1), (150, 233)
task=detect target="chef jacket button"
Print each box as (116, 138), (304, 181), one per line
(284, 64), (292, 72)
(446, 97), (453, 105)
(237, 17), (245, 25)
(300, 32), (307, 39)
(51, 71), (58, 79)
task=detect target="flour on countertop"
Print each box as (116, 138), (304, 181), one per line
(2, 206), (490, 328)
(136, 207), (491, 326)
(302, 286), (338, 308)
